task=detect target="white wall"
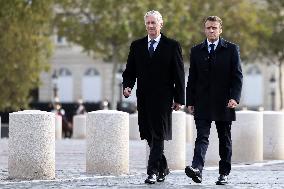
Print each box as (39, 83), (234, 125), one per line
(58, 76), (73, 102)
(82, 76), (102, 102)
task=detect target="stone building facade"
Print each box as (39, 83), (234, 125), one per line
(39, 36), (118, 104)
(39, 36), (284, 111)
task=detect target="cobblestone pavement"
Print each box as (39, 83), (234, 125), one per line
(0, 139), (283, 188)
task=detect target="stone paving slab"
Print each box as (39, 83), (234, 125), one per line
(0, 139), (283, 188)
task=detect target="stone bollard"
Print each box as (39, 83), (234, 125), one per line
(263, 111), (284, 160)
(8, 110), (55, 179)
(146, 111), (186, 170)
(190, 121), (219, 166)
(204, 123), (220, 165)
(55, 115), (62, 140)
(164, 111), (186, 169)
(232, 111), (263, 163)
(129, 113), (140, 140)
(186, 114), (194, 143)
(186, 114), (195, 164)
(73, 115), (87, 139)
(86, 110), (129, 175)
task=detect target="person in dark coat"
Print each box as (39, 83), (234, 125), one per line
(185, 16), (243, 185)
(122, 10), (185, 184)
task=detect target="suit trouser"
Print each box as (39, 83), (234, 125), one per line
(192, 119), (232, 175)
(146, 137), (168, 175)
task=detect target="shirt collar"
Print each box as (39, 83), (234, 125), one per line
(148, 34), (161, 43)
(207, 38), (219, 47)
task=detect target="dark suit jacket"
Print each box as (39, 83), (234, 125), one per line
(186, 38), (243, 121)
(123, 33), (185, 140)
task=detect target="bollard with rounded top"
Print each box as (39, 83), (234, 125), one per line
(55, 115), (62, 139)
(232, 111), (263, 163)
(146, 111), (186, 170)
(164, 111), (186, 169)
(129, 113), (140, 140)
(86, 110), (129, 175)
(73, 115), (87, 139)
(263, 111), (284, 159)
(8, 110), (55, 180)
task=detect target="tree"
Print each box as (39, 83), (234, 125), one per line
(0, 0), (54, 111)
(56, 0), (270, 109)
(180, 0), (271, 61)
(265, 0), (284, 110)
(56, 0), (189, 109)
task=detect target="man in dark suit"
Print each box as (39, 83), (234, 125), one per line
(122, 10), (185, 184)
(185, 16), (243, 185)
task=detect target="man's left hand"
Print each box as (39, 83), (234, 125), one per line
(227, 99), (238, 108)
(172, 102), (182, 111)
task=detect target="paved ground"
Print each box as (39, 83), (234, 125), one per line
(0, 139), (283, 188)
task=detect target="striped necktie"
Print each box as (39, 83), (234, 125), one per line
(209, 43), (215, 55)
(149, 39), (156, 57)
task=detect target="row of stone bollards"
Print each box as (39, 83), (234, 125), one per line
(135, 110), (284, 168)
(5, 110), (284, 180)
(202, 111), (284, 164)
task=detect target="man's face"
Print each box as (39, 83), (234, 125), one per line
(204, 21), (222, 42)
(145, 15), (163, 38)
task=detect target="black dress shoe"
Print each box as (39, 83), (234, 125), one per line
(145, 174), (157, 184)
(216, 174), (228, 185)
(185, 166), (202, 183)
(157, 168), (170, 182)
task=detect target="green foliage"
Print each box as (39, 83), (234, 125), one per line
(0, 0), (54, 111)
(181, 0), (271, 61)
(56, 0), (147, 62)
(56, 0), (270, 62)
(55, 0), (273, 108)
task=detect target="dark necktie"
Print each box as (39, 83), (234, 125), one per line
(209, 43), (215, 55)
(149, 39), (156, 57)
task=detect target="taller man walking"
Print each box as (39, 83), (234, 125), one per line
(122, 10), (185, 184)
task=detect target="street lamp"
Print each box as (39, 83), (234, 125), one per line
(116, 68), (124, 103)
(269, 74), (276, 110)
(52, 70), (59, 102)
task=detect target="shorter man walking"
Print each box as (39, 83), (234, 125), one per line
(185, 16), (243, 185)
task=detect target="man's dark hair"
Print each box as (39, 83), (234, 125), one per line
(204, 16), (222, 28)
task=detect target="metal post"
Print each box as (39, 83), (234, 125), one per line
(270, 75), (276, 110)
(271, 90), (275, 110)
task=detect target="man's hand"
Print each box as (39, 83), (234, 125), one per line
(172, 102), (182, 111)
(227, 99), (237, 108)
(187, 106), (194, 114)
(123, 87), (132, 98)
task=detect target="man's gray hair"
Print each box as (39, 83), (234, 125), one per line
(144, 10), (163, 24)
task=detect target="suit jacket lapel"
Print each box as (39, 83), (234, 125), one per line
(215, 38), (227, 53)
(140, 36), (151, 59)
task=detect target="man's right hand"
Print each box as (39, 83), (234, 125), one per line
(187, 106), (194, 114)
(123, 87), (132, 98)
